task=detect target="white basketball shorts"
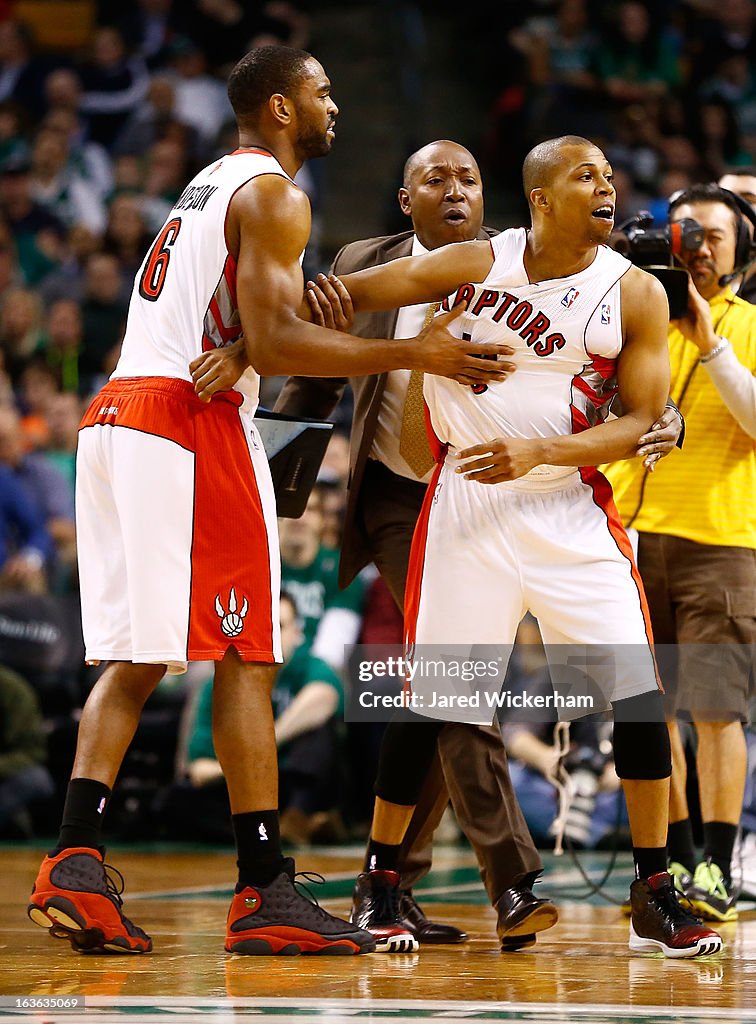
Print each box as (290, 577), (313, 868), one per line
(403, 460), (659, 719)
(76, 376), (281, 674)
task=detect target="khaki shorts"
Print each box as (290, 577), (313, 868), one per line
(638, 533), (756, 721)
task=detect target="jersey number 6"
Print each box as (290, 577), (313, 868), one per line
(138, 217), (182, 301)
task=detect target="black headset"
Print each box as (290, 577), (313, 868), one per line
(668, 184), (756, 284)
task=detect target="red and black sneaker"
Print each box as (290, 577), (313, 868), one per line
(629, 871), (723, 959)
(226, 858), (375, 955)
(351, 869), (419, 953)
(28, 847), (151, 954)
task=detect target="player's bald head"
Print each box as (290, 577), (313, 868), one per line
(523, 136), (596, 202)
(403, 140), (479, 189)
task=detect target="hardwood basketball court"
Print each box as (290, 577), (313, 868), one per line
(1, 844), (754, 1023)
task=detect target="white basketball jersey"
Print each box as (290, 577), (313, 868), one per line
(425, 227), (631, 487)
(113, 148), (295, 409)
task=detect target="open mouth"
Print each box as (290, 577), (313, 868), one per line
(444, 210), (467, 223)
(591, 205), (614, 221)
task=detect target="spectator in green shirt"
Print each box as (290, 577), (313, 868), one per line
(280, 488), (365, 673)
(159, 593), (346, 845)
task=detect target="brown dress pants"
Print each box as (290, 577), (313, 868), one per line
(359, 460), (542, 903)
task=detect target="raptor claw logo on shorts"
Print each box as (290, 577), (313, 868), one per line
(215, 587), (249, 637)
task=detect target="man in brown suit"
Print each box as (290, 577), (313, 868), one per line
(274, 140), (552, 948)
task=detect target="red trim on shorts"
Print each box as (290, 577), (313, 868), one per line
(579, 465), (662, 690)
(187, 402), (275, 662)
(80, 377), (243, 447)
(403, 461), (444, 692)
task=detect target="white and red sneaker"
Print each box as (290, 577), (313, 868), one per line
(351, 869), (419, 953)
(629, 871), (723, 958)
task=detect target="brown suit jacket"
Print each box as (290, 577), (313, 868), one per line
(274, 227), (496, 589)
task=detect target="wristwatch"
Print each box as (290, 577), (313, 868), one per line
(700, 336), (730, 364)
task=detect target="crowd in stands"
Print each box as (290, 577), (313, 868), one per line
(0, 0), (754, 868)
(478, 0), (756, 220)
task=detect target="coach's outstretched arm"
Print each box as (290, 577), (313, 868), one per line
(230, 175), (511, 387)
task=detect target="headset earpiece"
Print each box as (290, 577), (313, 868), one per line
(721, 187), (756, 267)
(668, 184), (756, 270)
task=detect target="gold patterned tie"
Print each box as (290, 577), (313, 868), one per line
(399, 301), (439, 478)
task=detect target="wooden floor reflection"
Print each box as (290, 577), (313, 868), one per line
(1, 845), (755, 1023)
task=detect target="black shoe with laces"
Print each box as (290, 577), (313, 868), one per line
(226, 857), (375, 955)
(398, 890), (468, 944)
(351, 869), (419, 953)
(28, 847), (151, 953)
(629, 871), (723, 958)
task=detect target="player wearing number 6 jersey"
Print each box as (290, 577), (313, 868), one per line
(27, 45), (510, 959)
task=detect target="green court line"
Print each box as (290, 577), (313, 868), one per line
(130, 852), (639, 905)
(1, 996), (752, 1024)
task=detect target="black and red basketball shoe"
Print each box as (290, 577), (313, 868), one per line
(629, 871), (723, 958)
(351, 869), (419, 953)
(28, 847), (151, 953)
(226, 858), (375, 955)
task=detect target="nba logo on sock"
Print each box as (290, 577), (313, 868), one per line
(258, 823), (268, 841)
(561, 287), (579, 308)
(97, 797), (106, 815)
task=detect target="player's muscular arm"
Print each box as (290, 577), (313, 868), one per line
(458, 269), (670, 482)
(334, 239), (494, 312)
(231, 178), (511, 383)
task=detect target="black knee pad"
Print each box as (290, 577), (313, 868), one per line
(374, 715), (445, 805)
(612, 691), (671, 779)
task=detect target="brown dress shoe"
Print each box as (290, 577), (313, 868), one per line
(495, 884), (558, 951)
(398, 891), (468, 944)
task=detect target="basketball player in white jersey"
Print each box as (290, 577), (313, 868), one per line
(329, 135), (723, 958)
(26, 45), (513, 958)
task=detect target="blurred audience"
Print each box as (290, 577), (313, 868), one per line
(280, 488), (366, 674)
(0, 404), (75, 586)
(0, 0), (751, 849)
(501, 619), (628, 850)
(0, 663), (54, 837)
(157, 592), (347, 846)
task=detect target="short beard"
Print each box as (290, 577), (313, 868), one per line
(298, 129), (332, 161)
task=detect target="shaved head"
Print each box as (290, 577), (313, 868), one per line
(403, 139), (478, 188)
(522, 135), (594, 201)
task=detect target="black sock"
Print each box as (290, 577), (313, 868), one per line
(703, 821), (738, 883)
(53, 778), (111, 854)
(667, 819), (697, 872)
(233, 810), (285, 890)
(633, 846), (668, 880)
(364, 837), (400, 873)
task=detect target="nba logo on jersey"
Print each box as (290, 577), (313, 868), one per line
(601, 303), (611, 324)
(561, 287), (579, 308)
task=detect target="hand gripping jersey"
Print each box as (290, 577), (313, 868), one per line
(425, 227), (631, 488)
(113, 147), (294, 409)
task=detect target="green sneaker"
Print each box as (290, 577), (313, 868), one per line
(688, 859), (738, 923)
(668, 861), (694, 897)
